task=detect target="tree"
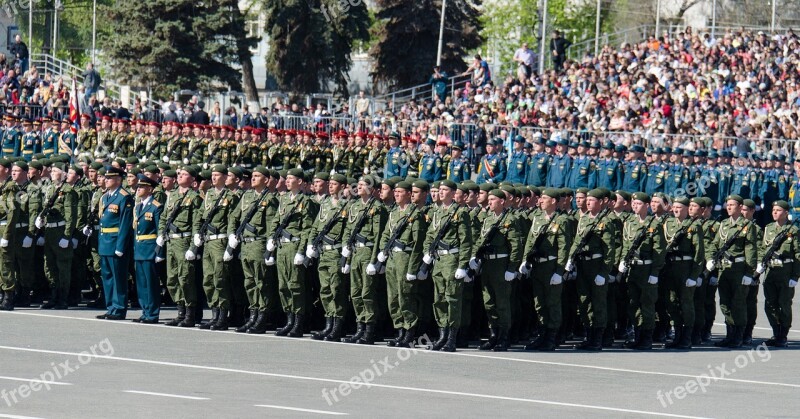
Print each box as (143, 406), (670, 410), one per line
(480, 0), (540, 76)
(370, 0), (483, 90)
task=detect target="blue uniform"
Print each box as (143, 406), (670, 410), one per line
(645, 162), (667, 195)
(730, 167), (759, 199)
(419, 153), (443, 183)
(447, 156), (470, 183)
(595, 157), (622, 191)
(506, 151), (528, 184)
(134, 196), (163, 321)
(20, 131), (41, 161)
(665, 163), (689, 195)
(621, 160), (647, 193)
(41, 128), (58, 157)
(567, 156), (596, 189)
(790, 176), (800, 220)
(1, 128), (21, 158)
(546, 153), (571, 188)
(715, 165), (733, 208)
(384, 147), (409, 178)
(477, 153), (506, 184)
(98, 186), (134, 318)
(525, 152), (550, 186)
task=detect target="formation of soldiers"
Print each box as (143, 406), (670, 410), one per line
(0, 113), (796, 352)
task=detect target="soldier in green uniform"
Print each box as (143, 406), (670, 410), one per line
(741, 199), (761, 345)
(66, 165), (90, 306)
(692, 197), (719, 344)
(420, 179), (473, 352)
(0, 160), (18, 309)
(37, 162), (77, 309)
(519, 188), (569, 351)
(758, 200), (799, 347)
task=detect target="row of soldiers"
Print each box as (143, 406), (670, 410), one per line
(0, 151), (794, 352)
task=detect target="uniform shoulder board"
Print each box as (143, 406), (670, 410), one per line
(152, 200), (162, 207)
(119, 188), (130, 196)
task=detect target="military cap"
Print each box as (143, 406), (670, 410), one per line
(137, 174), (158, 188)
(28, 161), (43, 170)
(314, 172), (329, 181)
(523, 142), (533, 150)
(542, 188), (560, 198)
(269, 170), (280, 179)
(388, 131), (400, 139)
(631, 192), (650, 203)
(726, 194), (744, 204)
(126, 156), (140, 164)
(546, 140), (557, 148)
(211, 164), (227, 174)
(575, 187), (590, 195)
(456, 183), (470, 193)
(682, 150), (693, 157)
(412, 180), (429, 191)
(425, 139), (436, 148)
(451, 142), (463, 151)
(529, 186), (541, 196)
(70, 165), (84, 176)
(494, 138), (505, 146)
(157, 162), (171, 170)
(586, 188), (605, 199)
(603, 141), (615, 150)
(579, 140), (590, 148)
(743, 199), (756, 209)
(105, 166), (125, 177)
(242, 169), (252, 180)
(198, 170), (212, 181)
(382, 177), (397, 189)
(439, 179), (457, 190)
(98, 167), (107, 176)
(616, 190), (631, 202)
(143, 165), (159, 174)
(330, 173), (347, 184)
(615, 145), (628, 153)
(708, 151), (719, 159)
(694, 150), (707, 157)
(673, 196), (690, 206)
(40, 159), (52, 167)
(690, 197), (707, 207)
(465, 183), (479, 193)
(568, 141), (579, 149)
(181, 166), (199, 178)
(395, 180), (412, 191)
(228, 167), (244, 179)
(163, 169), (178, 178)
(597, 187), (612, 198)
(89, 162), (104, 170)
(11, 160), (26, 170)
(631, 145), (645, 153)
(287, 168), (304, 179)
(513, 135), (525, 143)
(431, 181), (441, 189)
(590, 141), (602, 149)
(278, 170), (288, 178)
(489, 189), (506, 199)
(253, 166), (269, 176)
(773, 200), (790, 211)
(478, 183), (495, 192)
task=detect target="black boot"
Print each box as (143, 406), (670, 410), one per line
(398, 327), (416, 348)
(342, 322), (365, 343)
(199, 308), (219, 330)
(14, 287), (30, 307)
(441, 328), (458, 352)
(287, 313), (304, 337)
(210, 309), (229, 330)
(313, 317), (334, 340)
(431, 327), (449, 351)
(577, 328), (604, 351)
(247, 311), (270, 334)
(742, 324), (755, 346)
(624, 327), (640, 349)
(524, 331), (546, 350)
(492, 329), (509, 352)
(325, 318), (345, 341)
(237, 309), (259, 333)
(537, 328), (558, 352)
(701, 320), (714, 343)
(634, 329), (654, 350)
(726, 326), (744, 348)
(357, 323), (376, 345)
(387, 328), (404, 347)
(652, 321), (666, 343)
(275, 313), (295, 336)
(676, 326), (693, 350)
(479, 327), (499, 350)
(39, 289), (57, 309)
(456, 329), (470, 348)
(666, 325), (683, 349)
(0, 291), (14, 311)
(715, 324), (733, 347)
(178, 306), (197, 327)
(691, 326), (703, 346)
(165, 304), (186, 326)
(228, 304), (245, 328)
(601, 327), (615, 348)
(765, 325), (781, 346)
(777, 326), (790, 347)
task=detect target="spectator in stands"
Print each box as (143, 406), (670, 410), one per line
(209, 101), (222, 125)
(465, 54), (491, 86)
(355, 90), (370, 117)
(82, 62), (102, 109)
(430, 65), (449, 103)
(240, 104), (255, 127)
(10, 35), (28, 75)
(513, 42), (536, 78)
(549, 30), (571, 72)
(188, 100), (210, 125)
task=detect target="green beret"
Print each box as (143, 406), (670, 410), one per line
(431, 181), (441, 189)
(465, 183), (479, 193)
(70, 164), (83, 176)
(575, 187), (590, 195)
(542, 188), (560, 198)
(439, 179), (457, 190)
(515, 187), (528, 197)
(559, 188), (573, 197)
(287, 168), (304, 179)
(381, 178), (396, 188)
(228, 167), (244, 179)
(456, 183), (470, 193)
(253, 166), (269, 176)
(395, 180), (412, 191)
(586, 188), (605, 199)
(90, 162), (104, 170)
(314, 172), (329, 182)
(653, 192), (668, 201)
(330, 174), (347, 184)
(32, 153), (44, 160)
(199, 170), (212, 181)
(52, 162), (69, 172)
(269, 170), (280, 179)
(40, 159), (51, 167)
(157, 163), (171, 170)
(143, 165), (159, 174)
(726, 194), (744, 204)
(163, 169), (178, 178)
(499, 184), (516, 197)
(489, 189), (506, 199)
(126, 156), (139, 164)
(242, 169), (251, 180)
(479, 183), (494, 192)
(347, 177), (357, 187)
(597, 187), (612, 199)
(28, 160), (43, 171)
(412, 180), (429, 191)
(182, 166), (199, 178)
(690, 197), (707, 207)
(0, 159), (11, 169)
(278, 170), (288, 179)
(499, 181), (514, 188)
(128, 166), (142, 176)
(12, 161), (27, 171)
(211, 164), (227, 174)
(631, 192), (650, 203)
(701, 197), (714, 207)
(673, 196), (690, 206)
(529, 186), (542, 196)
(115, 158), (126, 167)
(773, 200), (790, 210)
(98, 167), (107, 176)
(615, 190), (631, 202)
(742, 199), (756, 209)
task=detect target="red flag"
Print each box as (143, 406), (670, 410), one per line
(69, 79), (79, 134)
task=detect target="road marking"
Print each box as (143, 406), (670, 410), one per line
(0, 376), (71, 386)
(254, 404), (348, 415)
(714, 322), (800, 334)
(0, 415), (48, 419)
(123, 390), (209, 400)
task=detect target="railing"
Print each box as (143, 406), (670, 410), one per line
(371, 73), (473, 112)
(30, 53), (123, 106)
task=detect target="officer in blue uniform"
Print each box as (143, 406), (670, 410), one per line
(621, 145), (647, 193)
(790, 159), (800, 220)
(132, 175), (163, 323)
(760, 155), (783, 225)
(525, 136), (550, 186)
(645, 148), (667, 194)
(506, 135), (528, 184)
(664, 149), (689, 194)
(547, 139), (571, 188)
(419, 139), (443, 183)
(595, 141), (622, 191)
(730, 153), (756, 199)
(1, 115), (21, 158)
(40, 117), (58, 157)
(568, 141), (596, 189)
(446, 143), (470, 182)
(20, 119), (41, 162)
(384, 132), (409, 178)
(477, 139), (506, 184)
(96, 166), (134, 320)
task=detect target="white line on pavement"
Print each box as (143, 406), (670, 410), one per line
(123, 390), (209, 400)
(254, 404), (348, 415)
(0, 415), (48, 419)
(714, 322), (799, 334)
(0, 376), (71, 386)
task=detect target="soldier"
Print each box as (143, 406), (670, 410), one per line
(596, 142), (622, 191)
(131, 175), (163, 323)
(1, 115), (21, 158)
(758, 200), (798, 347)
(418, 139), (443, 183)
(506, 136), (528, 184)
(621, 145), (646, 193)
(476, 140), (506, 184)
(41, 117), (58, 158)
(446, 143), (470, 183)
(76, 114), (96, 160)
(567, 141), (596, 189)
(20, 119), (41, 161)
(0, 160), (17, 310)
(525, 136), (550, 187)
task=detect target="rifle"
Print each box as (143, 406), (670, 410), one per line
(418, 204), (460, 278)
(373, 205), (419, 273)
(163, 136), (183, 163)
(618, 213), (664, 279)
(82, 196), (101, 244)
(188, 189), (229, 254)
(263, 206), (299, 261)
(183, 138), (205, 164)
(755, 218), (800, 284)
(664, 217), (694, 255)
(523, 212), (559, 270)
(466, 208), (510, 278)
(339, 197), (377, 268)
(309, 200), (347, 256)
(143, 136), (161, 162)
(32, 182), (65, 238)
(225, 188), (270, 255)
(564, 208), (610, 275)
(698, 218), (748, 283)
(154, 192), (185, 255)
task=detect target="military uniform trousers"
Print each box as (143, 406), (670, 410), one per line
(431, 253), (463, 329)
(575, 258), (608, 328)
(625, 265), (658, 329)
(662, 260), (695, 327)
(318, 247), (348, 318)
(530, 259), (563, 329)
(241, 240), (273, 313)
(385, 250), (421, 330)
(135, 259), (160, 320)
(717, 261), (748, 327)
(763, 266), (794, 330)
(350, 246), (378, 324)
(276, 241), (307, 315)
(100, 252), (129, 317)
(166, 237), (197, 307)
(0, 224), (13, 291)
(202, 238), (230, 309)
(44, 225), (73, 302)
(481, 257), (512, 330)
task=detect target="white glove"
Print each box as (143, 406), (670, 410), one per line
(756, 263), (765, 274)
(618, 261), (629, 274)
(463, 274), (474, 283)
(185, 249), (196, 260)
(58, 238), (69, 248)
(647, 275), (658, 285)
(742, 276), (753, 286)
(193, 234), (203, 248)
(183, 158), (190, 165)
(156, 235), (165, 247)
(377, 251), (388, 263)
(155, 256), (165, 263)
(36, 237), (45, 246)
(709, 276), (719, 286)
(227, 234), (239, 249)
(305, 245), (319, 259)
(550, 273), (563, 285)
(72, 238), (78, 249)
(594, 274), (606, 286)
(82, 225), (92, 236)
(266, 239), (276, 252)
(115, 250), (123, 257)
(423, 253), (435, 265)
(341, 246), (352, 258)
(504, 271), (515, 281)
(366, 263), (377, 276)
(21, 236), (32, 248)
(455, 268), (468, 279)
(162, 156), (170, 163)
(293, 253), (305, 265)
(686, 278), (697, 287)
(696, 277), (703, 287)
(518, 262), (529, 275)
(0, 238), (8, 248)
(223, 250), (234, 261)
(714, 204), (722, 211)
(565, 260), (574, 272)
(705, 260), (716, 271)
(790, 279), (798, 288)
(405, 273), (416, 281)
(265, 256), (276, 266)
(416, 270), (426, 280)
(468, 257), (480, 270)
(341, 264), (351, 274)
(35, 216), (45, 229)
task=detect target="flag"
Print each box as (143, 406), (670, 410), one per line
(69, 78), (79, 134)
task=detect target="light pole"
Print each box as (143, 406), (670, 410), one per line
(655, 0), (661, 38)
(771, 0), (777, 32)
(436, 0), (446, 67)
(711, 0), (716, 40)
(594, 0), (601, 56)
(539, 0), (548, 74)
(28, 0), (32, 48)
(92, 0), (97, 64)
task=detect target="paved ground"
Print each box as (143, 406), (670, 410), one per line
(0, 295), (798, 418)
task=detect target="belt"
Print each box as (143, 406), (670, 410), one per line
(486, 253), (508, 260)
(354, 242), (374, 248)
(721, 256), (746, 266)
(392, 246), (412, 252)
(279, 237), (300, 243)
(323, 243), (343, 251)
(136, 234), (157, 241)
(242, 237), (262, 243)
(169, 232), (191, 239)
(14, 223), (28, 228)
(436, 248), (459, 256)
(93, 224), (100, 230)
(2, 148), (13, 153)
(769, 259), (793, 267)
(46, 221), (66, 228)
(669, 255), (693, 262)
(206, 234), (226, 241)
(631, 259), (653, 265)
(101, 227), (119, 234)
(0, 221), (6, 226)
(535, 255), (557, 263)
(580, 253), (603, 260)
